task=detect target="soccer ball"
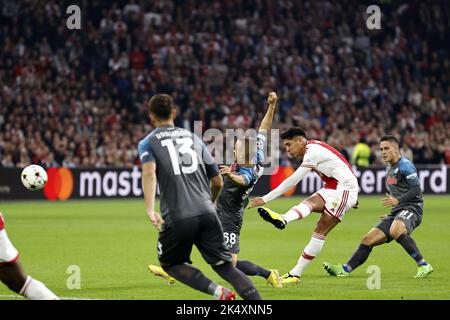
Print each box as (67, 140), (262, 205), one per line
(21, 165), (48, 191)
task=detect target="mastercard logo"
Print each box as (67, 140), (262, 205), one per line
(269, 166), (296, 197)
(43, 168), (74, 201)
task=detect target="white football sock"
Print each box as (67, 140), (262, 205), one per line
(282, 202), (313, 224)
(289, 233), (326, 276)
(213, 285), (224, 299)
(20, 276), (59, 300)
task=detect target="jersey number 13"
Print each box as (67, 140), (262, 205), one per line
(161, 138), (198, 175)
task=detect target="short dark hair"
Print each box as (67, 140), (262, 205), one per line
(148, 94), (174, 119)
(380, 135), (399, 145)
(280, 127), (306, 140)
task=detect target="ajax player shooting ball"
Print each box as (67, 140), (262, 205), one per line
(249, 127), (359, 285)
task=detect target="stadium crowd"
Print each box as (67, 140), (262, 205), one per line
(0, 0), (449, 169)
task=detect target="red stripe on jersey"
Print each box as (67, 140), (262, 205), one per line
(312, 168), (338, 189)
(307, 140), (354, 174)
(301, 252), (315, 260)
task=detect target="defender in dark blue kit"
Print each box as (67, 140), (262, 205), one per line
(216, 92), (282, 288)
(324, 135), (433, 278)
(139, 93), (261, 300)
(149, 92), (282, 288)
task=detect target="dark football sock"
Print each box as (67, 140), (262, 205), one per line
(344, 244), (373, 272)
(236, 260), (271, 279)
(395, 233), (427, 266)
(213, 262), (262, 300)
(162, 264), (215, 295)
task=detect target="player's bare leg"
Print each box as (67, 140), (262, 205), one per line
(390, 220), (433, 278)
(0, 261), (27, 293)
(0, 261), (59, 300)
(282, 211), (338, 284)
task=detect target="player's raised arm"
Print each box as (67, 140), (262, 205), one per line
(258, 92), (277, 132)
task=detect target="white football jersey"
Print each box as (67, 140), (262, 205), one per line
(300, 140), (358, 191)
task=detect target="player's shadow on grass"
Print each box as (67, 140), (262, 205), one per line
(79, 284), (159, 292)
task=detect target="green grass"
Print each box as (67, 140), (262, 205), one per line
(0, 195), (449, 300)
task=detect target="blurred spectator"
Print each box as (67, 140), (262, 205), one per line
(0, 0), (448, 169)
(352, 137), (371, 168)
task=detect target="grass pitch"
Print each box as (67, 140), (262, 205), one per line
(0, 195), (449, 300)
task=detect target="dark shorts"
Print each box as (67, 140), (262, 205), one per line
(222, 229), (241, 254)
(375, 207), (423, 242)
(157, 214), (232, 266)
(217, 211), (243, 255)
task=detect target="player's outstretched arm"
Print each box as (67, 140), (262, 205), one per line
(248, 165), (312, 208)
(258, 92), (277, 132)
(141, 162), (164, 231)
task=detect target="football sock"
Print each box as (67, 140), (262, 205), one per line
(236, 260), (271, 279)
(163, 264), (217, 295)
(344, 243), (372, 272)
(20, 276), (59, 300)
(395, 233), (427, 266)
(282, 203), (312, 224)
(212, 262), (261, 300)
(289, 233), (325, 276)
(212, 285), (224, 298)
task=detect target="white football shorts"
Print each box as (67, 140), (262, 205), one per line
(314, 188), (358, 222)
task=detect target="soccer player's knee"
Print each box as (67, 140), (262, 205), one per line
(389, 226), (406, 240)
(361, 234), (374, 246)
(390, 230), (405, 240)
(212, 260), (232, 272)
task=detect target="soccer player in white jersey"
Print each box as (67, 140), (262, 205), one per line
(249, 128), (359, 284)
(0, 212), (59, 300)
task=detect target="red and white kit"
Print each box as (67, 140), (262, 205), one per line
(263, 140), (359, 221)
(0, 212), (20, 265)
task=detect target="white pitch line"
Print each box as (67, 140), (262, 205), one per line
(0, 294), (99, 300)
